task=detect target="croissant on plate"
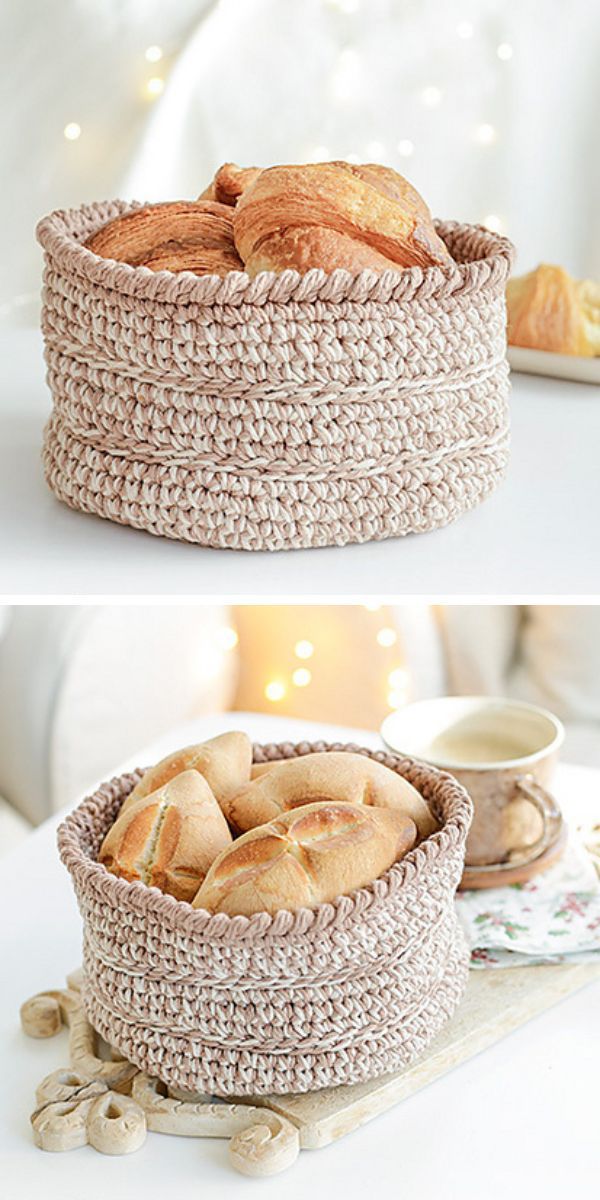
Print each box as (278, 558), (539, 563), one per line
(506, 263), (600, 357)
(85, 200), (243, 276)
(232, 161), (453, 276)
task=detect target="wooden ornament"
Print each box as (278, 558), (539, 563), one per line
(31, 1074), (108, 1153)
(131, 1073), (299, 1175)
(20, 992), (63, 1038)
(36, 1068), (104, 1107)
(87, 1092), (147, 1155)
(229, 1111), (300, 1178)
(20, 985), (137, 1092)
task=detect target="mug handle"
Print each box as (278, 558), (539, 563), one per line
(506, 775), (563, 865)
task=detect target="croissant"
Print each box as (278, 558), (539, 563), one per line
(85, 200), (242, 276)
(198, 162), (262, 206)
(507, 263), (600, 357)
(233, 161), (453, 276)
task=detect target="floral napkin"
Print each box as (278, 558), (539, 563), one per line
(455, 835), (600, 968)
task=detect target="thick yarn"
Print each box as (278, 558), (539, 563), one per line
(38, 202), (513, 551)
(57, 741), (473, 1097)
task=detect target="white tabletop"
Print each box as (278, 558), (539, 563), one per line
(1, 328), (599, 595)
(1, 712), (599, 1199)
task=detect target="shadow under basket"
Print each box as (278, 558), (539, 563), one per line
(38, 202), (514, 552)
(57, 741), (473, 1097)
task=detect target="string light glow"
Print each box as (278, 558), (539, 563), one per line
(331, 46), (363, 106)
(456, 21), (474, 38)
(474, 122), (497, 145)
(218, 626), (238, 651)
(366, 139), (386, 159)
(387, 689), (407, 709)
(327, 0), (361, 10)
(388, 667), (409, 690)
(497, 42), (513, 60)
(145, 76), (165, 98)
(265, 680), (286, 702)
(482, 213), (504, 233)
(144, 45), (163, 63)
(63, 122), (81, 141)
(309, 145), (331, 162)
(344, 152), (361, 163)
(292, 668), (312, 688)
(295, 639), (314, 659)
(420, 85), (442, 108)
(397, 139), (414, 157)
(376, 627), (398, 648)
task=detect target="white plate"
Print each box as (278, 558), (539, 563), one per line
(508, 345), (600, 385)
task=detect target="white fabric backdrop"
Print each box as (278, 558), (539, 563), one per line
(2, 0), (599, 321)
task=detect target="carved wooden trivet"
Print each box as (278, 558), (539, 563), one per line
(20, 971), (299, 1177)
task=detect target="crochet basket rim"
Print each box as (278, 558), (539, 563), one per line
(57, 739), (473, 942)
(36, 199), (514, 308)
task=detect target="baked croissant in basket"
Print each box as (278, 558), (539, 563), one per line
(233, 161), (453, 276)
(85, 200), (243, 276)
(507, 263), (600, 356)
(198, 161), (262, 206)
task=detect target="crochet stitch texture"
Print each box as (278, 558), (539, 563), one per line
(38, 203), (514, 551)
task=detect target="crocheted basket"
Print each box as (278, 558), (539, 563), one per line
(38, 201), (514, 552)
(57, 740), (473, 1097)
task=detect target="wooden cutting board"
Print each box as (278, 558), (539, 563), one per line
(253, 962), (600, 1149)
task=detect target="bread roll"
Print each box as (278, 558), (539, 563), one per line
(233, 161), (452, 276)
(122, 731), (252, 816)
(198, 162), (262, 206)
(250, 761), (275, 780)
(227, 752), (437, 840)
(85, 201), (243, 276)
(99, 770), (233, 902)
(193, 801), (417, 916)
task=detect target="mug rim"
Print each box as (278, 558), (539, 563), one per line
(380, 695), (565, 772)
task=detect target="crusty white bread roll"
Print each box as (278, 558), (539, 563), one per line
(99, 770), (232, 902)
(122, 731), (252, 816)
(227, 752), (436, 840)
(250, 761), (274, 780)
(192, 801), (417, 916)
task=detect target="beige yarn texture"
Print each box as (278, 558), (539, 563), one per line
(57, 741), (473, 1097)
(37, 201), (514, 552)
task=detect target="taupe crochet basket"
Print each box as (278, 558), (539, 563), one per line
(38, 201), (514, 552)
(57, 740), (473, 1097)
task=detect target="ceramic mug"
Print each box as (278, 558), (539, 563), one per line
(381, 696), (564, 868)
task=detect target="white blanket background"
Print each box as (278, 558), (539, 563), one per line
(2, 0), (599, 319)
